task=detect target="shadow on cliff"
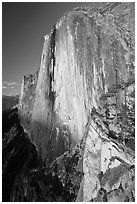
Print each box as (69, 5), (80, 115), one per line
(2, 110), (82, 201)
(30, 121), (75, 163)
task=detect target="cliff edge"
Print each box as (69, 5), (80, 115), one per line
(18, 2), (135, 201)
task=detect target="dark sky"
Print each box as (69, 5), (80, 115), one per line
(2, 2), (100, 95)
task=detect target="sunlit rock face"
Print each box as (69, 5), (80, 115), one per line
(19, 2), (134, 164)
(80, 114), (134, 201)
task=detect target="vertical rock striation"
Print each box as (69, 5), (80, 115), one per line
(19, 2), (134, 160)
(18, 2), (135, 201)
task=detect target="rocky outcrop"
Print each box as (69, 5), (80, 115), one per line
(18, 2), (135, 202)
(78, 112), (134, 201)
(19, 68), (39, 130)
(2, 118), (135, 202)
(3, 103), (135, 202)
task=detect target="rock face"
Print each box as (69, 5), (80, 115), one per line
(18, 2), (135, 202)
(19, 68), (39, 130)
(19, 2), (135, 160)
(2, 111), (135, 202)
(80, 113), (134, 201)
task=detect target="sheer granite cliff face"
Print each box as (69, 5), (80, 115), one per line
(18, 2), (135, 201)
(19, 2), (134, 160)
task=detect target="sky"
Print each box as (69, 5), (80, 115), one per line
(2, 2), (101, 96)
